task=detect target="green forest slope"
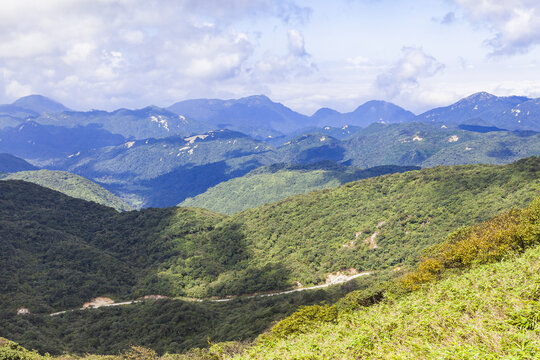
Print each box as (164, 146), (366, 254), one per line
(1, 196), (538, 358)
(0, 170), (132, 211)
(180, 163), (419, 214)
(0, 158), (538, 316)
(234, 199), (540, 359)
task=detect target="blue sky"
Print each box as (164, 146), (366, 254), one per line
(1, 0), (539, 114)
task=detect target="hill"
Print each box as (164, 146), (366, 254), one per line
(180, 162), (419, 214)
(340, 122), (540, 167)
(0, 153), (37, 173)
(312, 100), (415, 128)
(418, 92), (540, 131)
(1, 195), (538, 358)
(36, 122), (539, 208)
(236, 212), (540, 359)
(0, 121), (126, 161)
(51, 129), (280, 207)
(0, 170), (131, 211)
(0, 158), (537, 313)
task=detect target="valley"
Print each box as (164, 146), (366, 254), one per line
(0, 92), (539, 358)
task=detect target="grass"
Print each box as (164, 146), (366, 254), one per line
(236, 245), (540, 359)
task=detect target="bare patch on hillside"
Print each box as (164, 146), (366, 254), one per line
(364, 232), (379, 249)
(82, 297), (114, 309)
(325, 268), (360, 285)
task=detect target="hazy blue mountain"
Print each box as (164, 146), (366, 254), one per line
(0, 153), (37, 172)
(0, 95), (69, 125)
(342, 122), (540, 168)
(0, 105), (38, 121)
(35, 106), (210, 140)
(0, 115), (24, 129)
(263, 124), (364, 147)
(12, 94), (70, 114)
(311, 100), (415, 127)
(167, 95), (311, 138)
(43, 122), (539, 208)
(51, 129), (280, 207)
(274, 122), (539, 168)
(278, 133), (347, 164)
(418, 92), (540, 131)
(0, 121), (126, 161)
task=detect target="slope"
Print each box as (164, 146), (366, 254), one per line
(218, 157), (540, 287)
(0, 170), (131, 211)
(1, 158), (538, 314)
(236, 199), (540, 359)
(0, 153), (37, 173)
(180, 162), (419, 214)
(418, 91), (540, 131)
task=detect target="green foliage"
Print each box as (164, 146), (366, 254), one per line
(180, 162), (418, 214)
(236, 245), (540, 359)
(270, 304), (338, 338)
(0, 338), (48, 360)
(1, 277), (375, 356)
(1, 158), (539, 356)
(400, 196), (540, 291)
(0, 170), (131, 211)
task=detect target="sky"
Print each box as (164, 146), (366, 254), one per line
(1, 0), (540, 115)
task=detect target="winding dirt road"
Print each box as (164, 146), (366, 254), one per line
(49, 271), (372, 316)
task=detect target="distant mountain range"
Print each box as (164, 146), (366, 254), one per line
(0, 92), (538, 208)
(33, 122), (537, 208)
(2, 92), (540, 142)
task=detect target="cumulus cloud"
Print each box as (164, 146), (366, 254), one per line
(455, 0), (540, 55)
(0, 0), (311, 108)
(251, 29), (317, 82)
(375, 47), (445, 98)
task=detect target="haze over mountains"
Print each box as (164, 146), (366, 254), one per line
(0, 92), (538, 208)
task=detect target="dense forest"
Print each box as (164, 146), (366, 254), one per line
(1, 195), (538, 358)
(0, 157), (539, 355)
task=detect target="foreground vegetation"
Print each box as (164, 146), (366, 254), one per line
(235, 197), (540, 359)
(1, 196), (538, 359)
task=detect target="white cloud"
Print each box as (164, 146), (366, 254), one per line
(287, 29), (307, 57)
(375, 47), (445, 98)
(250, 29), (316, 82)
(5, 80), (32, 98)
(62, 43), (96, 65)
(455, 0), (540, 55)
(0, 0), (311, 108)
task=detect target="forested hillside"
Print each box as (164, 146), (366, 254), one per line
(1, 158), (538, 313)
(1, 195), (538, 358)
(180, 163), (419, 214)
(0, 170), (131, 211)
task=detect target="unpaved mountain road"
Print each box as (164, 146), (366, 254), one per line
(49, 271), (372, 316)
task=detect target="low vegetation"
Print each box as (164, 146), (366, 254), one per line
(0, 170), (131, 211)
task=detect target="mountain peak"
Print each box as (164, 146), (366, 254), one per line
(236, 94), (273, 106)
(12, 95), (70, 114)
(462, 92), (496, 102)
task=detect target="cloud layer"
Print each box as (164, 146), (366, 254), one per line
(375, 47), (445, 98)
(0, 0), (312, 109)
(455, 0), (540, 55)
